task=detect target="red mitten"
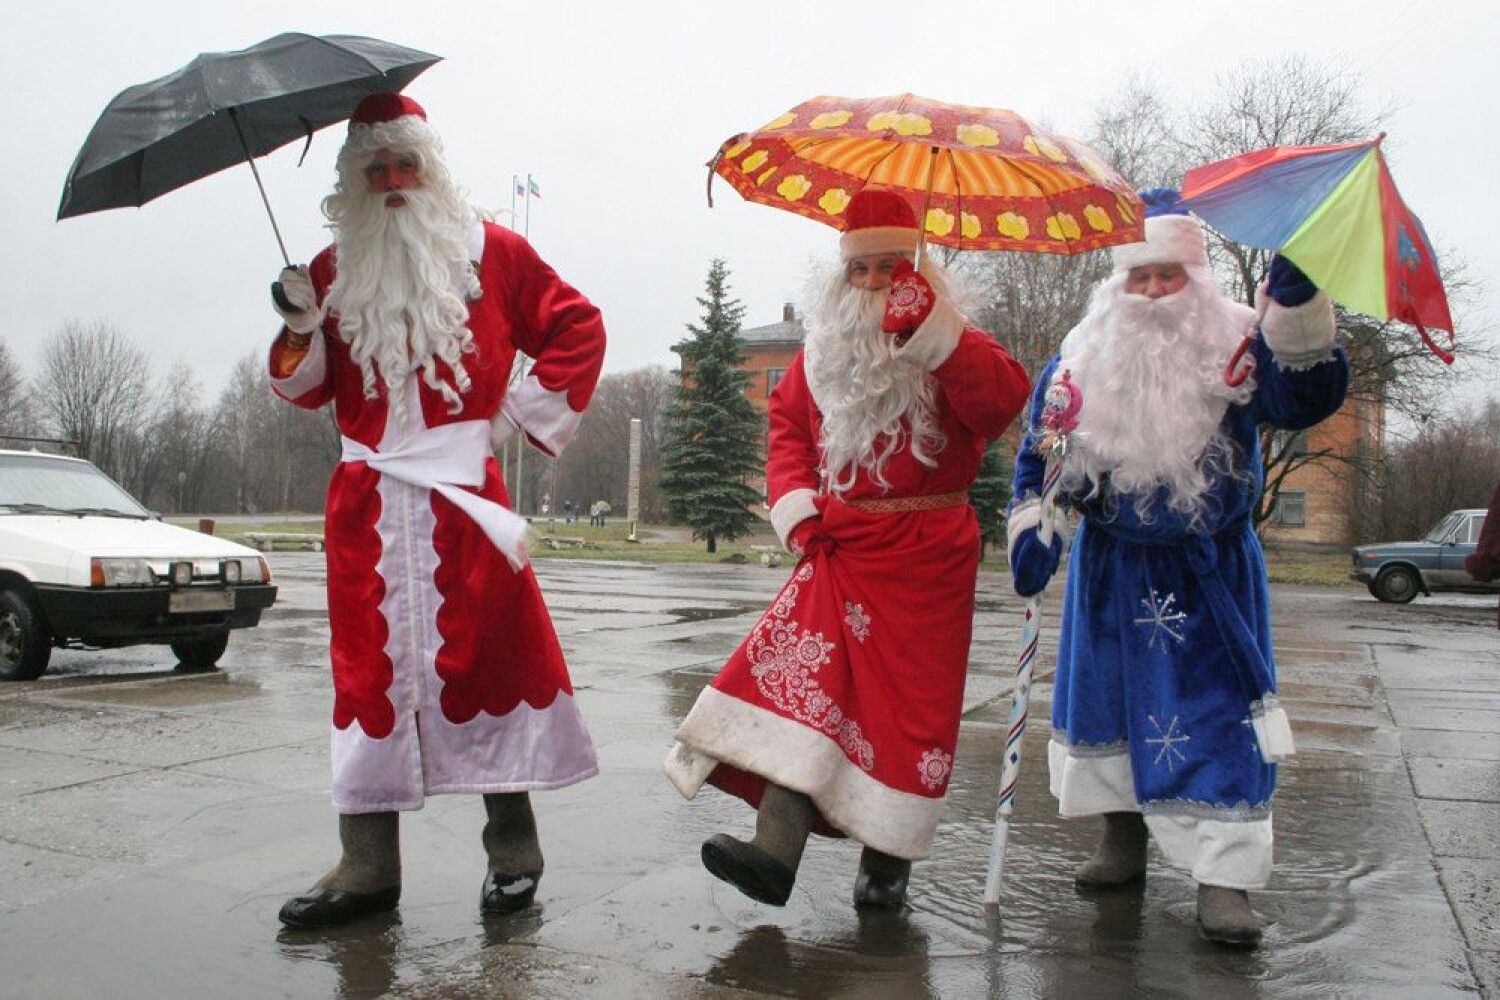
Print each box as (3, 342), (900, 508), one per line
(881, 259), (936, 339)
(788, 518), (836, 559)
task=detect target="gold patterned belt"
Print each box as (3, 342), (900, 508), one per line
(842, 491), (969, 514)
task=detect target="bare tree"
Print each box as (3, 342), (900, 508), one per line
(0, 341), (31, 437)
(1373, 398), (1500, 540)
(32, 320), (153, 481)
(553, 365), (675, 521)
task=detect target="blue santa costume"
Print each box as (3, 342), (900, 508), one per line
(1009, 191), (1348, 891)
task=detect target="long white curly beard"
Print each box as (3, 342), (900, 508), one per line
(325, 185), (481, 415)
(1057, 269), (1256, 524)
(804, 264), (946, 494)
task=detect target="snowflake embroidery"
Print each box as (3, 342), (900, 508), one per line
(1145, 714), (1192, 772)
(843, 601), (871, 644)
(1133, 589), (1188, 649)
(917, 747), (954, 791)
(746, 564), (875, 771)
(885, 278), (931, 321)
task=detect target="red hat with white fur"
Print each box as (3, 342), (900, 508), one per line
(350, 92), (427, 129)
(840, 189), (920, 261)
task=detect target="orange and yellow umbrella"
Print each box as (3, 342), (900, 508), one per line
(709, 93), (1144, 255)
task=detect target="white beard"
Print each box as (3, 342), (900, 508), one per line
(325, 186), (482, 415)
(803, 265), (945, 493)
(1057, 269), (1256, 524)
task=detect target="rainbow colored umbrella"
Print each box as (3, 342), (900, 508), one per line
(708, 94), (1144, 257)
(1180, 135), (1454, 363)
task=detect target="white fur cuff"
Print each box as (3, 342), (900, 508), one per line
(1006, 498), (1041, 563)
(1259, 289), (1336, 370)
(489, 411), (520, 451)
(840, 226), (920, 261)
(503, 375), (582, 457)
(269, 329), (328, 401)
(770, 488), (819, 549)
(893, 297), (963, 371)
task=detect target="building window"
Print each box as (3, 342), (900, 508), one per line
(1270, 490), (1306, 527)
(767, 367), (787, 397)
(1271, 429), (1310, 457)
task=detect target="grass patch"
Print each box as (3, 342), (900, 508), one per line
(1262, 546), (1357, 588)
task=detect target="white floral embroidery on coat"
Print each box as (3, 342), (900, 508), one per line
(917, 747), (954, 791)
(843, 601), (871, 643)
(748, 563), (876, 771)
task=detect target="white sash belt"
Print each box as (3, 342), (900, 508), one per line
(340, 420), (528, 569)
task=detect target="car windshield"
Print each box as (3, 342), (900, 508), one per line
(1422, 512), (1463, 543)
(0, 454), (150, 518)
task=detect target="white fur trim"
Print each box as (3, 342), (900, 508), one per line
(1046, 738), (1273, 888)
(489, 410), (520, 451)
(465, 217), (485, 263)
(343, 116), (443, 160)
(269, 329), (328, 401)
(1258, 288), (1336, 370)
(769, 488), (819, 549)
(1006, 498), (1042, 564)
(892, 297), (963, 371)
(840, 226), (920, 261)
(666, 686), (948, 859)
(1112, 214), (1209, 273)
(502, 374), (582, 457)
(1144, 814), (1274, 890)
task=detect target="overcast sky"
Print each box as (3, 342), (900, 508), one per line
(5, 0), (1496, 408)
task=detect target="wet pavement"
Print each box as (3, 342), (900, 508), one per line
(1, 555), (1496, 999)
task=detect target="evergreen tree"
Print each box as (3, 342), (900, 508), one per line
(970, 438), (1014, 561)
(659, 259), (764, 552)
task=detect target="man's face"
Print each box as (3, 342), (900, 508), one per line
(845, 252), (908, 291)
(1125, 262), (1188, 299)
(362, 148), (423, 208)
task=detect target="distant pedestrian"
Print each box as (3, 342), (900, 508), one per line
(563, 499), (576, 524)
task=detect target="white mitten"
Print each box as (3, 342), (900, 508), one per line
(273, 266), (322, 335)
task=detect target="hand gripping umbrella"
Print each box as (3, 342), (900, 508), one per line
(58, 32), (441, 267)
(707, 94), (1144, 266)
(1179, 135), (1455, 384)
(982, 370), (1080, 906)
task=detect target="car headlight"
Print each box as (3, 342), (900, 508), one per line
(220, 559), (242, 585)
(90, 557), (154, 587)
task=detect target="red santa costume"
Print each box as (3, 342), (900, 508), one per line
(665, 194), (1030, 860)
(269, 95), (604, 814)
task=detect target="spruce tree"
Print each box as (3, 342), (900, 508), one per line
(660, 259), (764, 553)
(970, 438), (1014, 561)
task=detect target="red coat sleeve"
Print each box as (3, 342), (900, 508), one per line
(930, 328), (1032, 440)
(493, 227), (606, 457)
(765, 352), (822, 546)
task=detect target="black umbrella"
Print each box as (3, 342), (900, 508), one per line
(58, 32), (441, 265)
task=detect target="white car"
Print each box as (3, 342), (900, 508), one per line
(0, 449), (277, 680)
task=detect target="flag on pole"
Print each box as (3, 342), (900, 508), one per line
(528, 175), (541, 199)
(514, 176), (526, 199)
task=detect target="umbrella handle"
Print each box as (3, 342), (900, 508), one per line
(706, 135), (743, 209)
(1224, 334), (1255, 387)
(913, 145), (938, 271)
(229, 108), (292, 268)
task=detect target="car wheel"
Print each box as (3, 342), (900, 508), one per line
(1373, 565), (1420, 604)
(171, 632), (229, 673)
(0, 588), (51, 681)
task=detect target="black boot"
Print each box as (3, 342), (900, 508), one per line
(1197, 883), (1263, 948)
(853, 846), (912, 910)
(279, 812), (401, 929)
(701, 783), (816, 906)
(480, 792), (544, 915)
(1075, 812), (1148, 889)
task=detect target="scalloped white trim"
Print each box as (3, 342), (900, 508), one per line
(270, 329), (328, 401)
(769, 488), (819, 549)
(1259, 289), (1335, 365)
(503, 375), (581, 457)
(665, 687), (947, 859)
(892, 297), (963, 371)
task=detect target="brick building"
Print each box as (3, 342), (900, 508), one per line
(735, 304), (805, 498)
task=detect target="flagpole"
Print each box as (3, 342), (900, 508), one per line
(524, 173), (533, 240)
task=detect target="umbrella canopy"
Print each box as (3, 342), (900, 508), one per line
(709, 94), (1143, 255)
(1180, 136), (1454, 363)
(58, 32), (440, 223)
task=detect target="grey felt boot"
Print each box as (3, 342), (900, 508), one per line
(480, 792), (545, 915)
(279, 811), (401, 929)
(1197, 883), (1263, 947)
(853, 846), (912, 910)
(701, 783), (818, 906)
(1074, 811), (1148, 889)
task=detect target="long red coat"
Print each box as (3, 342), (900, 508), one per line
(270, 220), (604, 813)
(666, 299), (1030, 858)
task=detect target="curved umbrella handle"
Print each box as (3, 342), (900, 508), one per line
(706, 134), (745, 209)
(1223, 333), (1255, 387)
